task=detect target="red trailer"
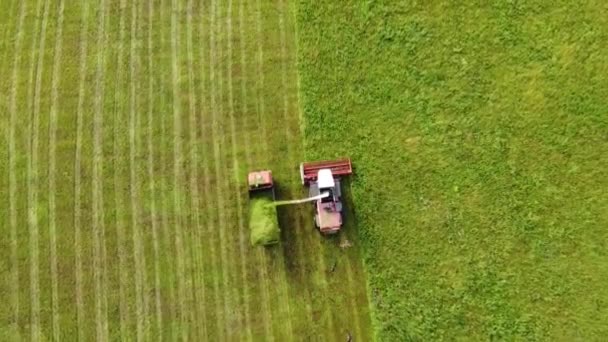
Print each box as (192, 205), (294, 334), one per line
(300, 158), (353, 234)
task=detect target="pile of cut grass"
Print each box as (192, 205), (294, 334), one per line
(249, 198), (280, 246)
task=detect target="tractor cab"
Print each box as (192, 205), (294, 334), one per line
(308, 168), (346, 234)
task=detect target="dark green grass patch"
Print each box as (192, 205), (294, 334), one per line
(297, 1), (608, 340)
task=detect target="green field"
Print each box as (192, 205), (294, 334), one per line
(0, 0), (372, 340)
(297, 1), (608, 340)
(2, 0), (607, 341)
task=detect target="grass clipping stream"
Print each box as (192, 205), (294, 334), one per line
(249, 197), (280, 246)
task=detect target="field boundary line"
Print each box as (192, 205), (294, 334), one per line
(28, 0), (50, 338)
(129, 0), (149, 338)
(146, 0), (163, 338)
(254, 0), (295, 338)
(236, 0), (274, 338)
(208, 0), (230, 339)
(225, 0), (253, 340)
(74, 0), (91, 338)
(113, 0), (131, 338)
(8, 0), (27, 330)
(169, 0), (189, 339)
(198, 1), (224, 338)
(185, 0), (207, 338)
(48, 0), (65, 339)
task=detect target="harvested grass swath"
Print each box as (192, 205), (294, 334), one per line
(249, 197), (280, 246)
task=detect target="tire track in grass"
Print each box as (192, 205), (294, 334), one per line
(236, 0), (274, 338)
(27, 0), (50, 338)
(74, 0), (91, 339)
(146, 0), (163, 337)
(113, 0), (131, 339)
(208, 0), (231, 338)
(198, 1), (223, 338)
(159, 1), (178, 339)
(8, 0), (27, 331)
(169, 0), (188, 339)
(129, 0), (149, 338)
(185, 0), (208, 338)
(225, 0), (253, 339)
(253, 0), (295, 338)
(48, 0), (65, 339)
(93, 0), (110, 338)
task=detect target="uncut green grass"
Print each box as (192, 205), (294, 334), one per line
(0, 0), (372, 340)
(297, 1), (608, 341)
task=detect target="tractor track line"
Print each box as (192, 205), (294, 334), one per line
(254, 0), (295, 338)
(159, 0), (178, 339)
(113, 0), (131, 338)
(129, 0), (150, 338)
(93, 0), (110, 338)
(146, 0), (164, 338)
(225, 0), (253, 340)
(198, 1), (224, 338)
(185, 0), (208, 338)
(236, 0), (274, 338)
(74, 0), (91, 338)
(27, 0), (50, 338)
(48, 0), (65, 339)
(170, 0), (189, 339)
(209, 0), (231, 338)
(8, 0), (27, 331)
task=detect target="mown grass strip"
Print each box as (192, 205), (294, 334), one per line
(169, 0), (189, 339)
(225, 0), (253, 339)
(92, 0), (110, 338)
(254, 0), (295, 339)
(158, 0), (178, 339)
(236, 0), (275, 337)
(145, 0), (164, 338)
(7, 0), (27, 332)
(184, 0), (207, 338)
(73, 0), (91, 337)
(113, 0), (132, 339)
(48, 0), (65, 339)
(27, 0), (51, 338)
(198, 1), (224, 338)
(208, 0), (231, 338)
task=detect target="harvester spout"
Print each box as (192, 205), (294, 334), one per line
(273, 192), (329, 206)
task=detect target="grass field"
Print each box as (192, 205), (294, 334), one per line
(0, 0), (372, 340)
(297, 1), (608, 340)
